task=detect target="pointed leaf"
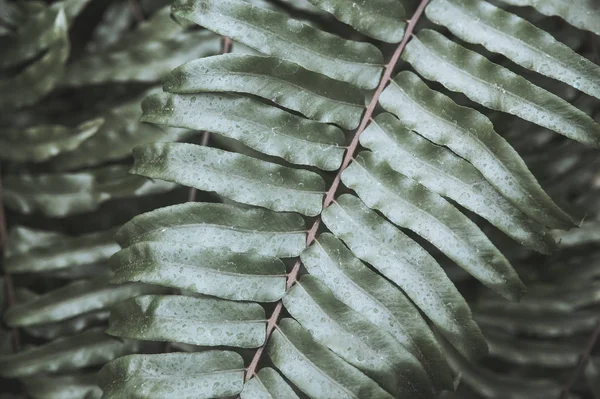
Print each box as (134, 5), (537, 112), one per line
(241, 368), (300, 399)
(426, 0), (600, 100)
(3, 165), (177, 217)
(0, 118), (103, 162)
(322, 194), (487, 361)
(380, 71), (573, 228)
(403, 29), (600, 147)
(268, 318), (395, 399)
(22, 373), (101, 399)
(0, 329), (144, 378)
(343, 151), (524, 300)
(131, 143), (325, 216)
(284, 275), (435, 398)
(111, 241), (286, 302)
(107, 295), (267, 348)
(301, 233), (453, 391)
(115, 202), (306, 257)
(359, 113), (556, 253)
(141, 92), (346, 171)
(98, 351), (244, 399)
(164, 54), (365, 129)
(171, 0), (384, 89)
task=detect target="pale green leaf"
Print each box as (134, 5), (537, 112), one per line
(380, 71), (574, 229)
(111, 241), (286, 302)
(343, 151), (524, 300)
(426, 0), (600, 100)
(115, 202), (306, 257)
(403, 29), (600, 147)
(3, 277), (165, 327)
(0, 328), (144, 378)
(301, 233), (453, 392)
(0, 118), (103, 162)
(163, 54), (365, 129)
(24, 311), (109, 340)
(359, 113), (556, 253)
(552, 220), (600, 247)
(5, 227), (118, 274)
(171, 0), (384, 89)
(305, 0), (405, 42)
(322, 194), (487, 361)
(98, 351), (244, 399)
(497, 0), (600, 35)
(268, 318), (395, 399)
(241, 368), (300, 399)
(107, 295), (267, 348)
(284, 275), (435, 398)
(22, 373), (101, 399)
(3, 165), (177, 217)
(140, 92), (346, 171)
(131, 143), (325, 216)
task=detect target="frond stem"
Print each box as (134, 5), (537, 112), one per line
(244, 0), (431, 382)
(561, 320), (600, 398)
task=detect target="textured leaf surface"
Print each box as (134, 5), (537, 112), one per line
(301, 234), (453, 391)
(343, 152), (524, 300)
(164, 54), (364, 129)
(268, 318), (395, 399)
(131, 143), (325, 216)
(305, 0), (405, 42)
(171, 0), (384, 89)
(115, 202), (306, 257)
(3, 278), (164, 327)
(380, 71), (573, 229)
(5, 227), (118, 274)
(403, 29), (600, 147)
(284, 275), (435, 398)
(241, 368), (300, 399)
(360, 113), (556, 253)
(141, 92), (346, 171)
(22, 373), (101, 399)
(322, 194), (487, 361)
(426, 0), (600, 100)
(107, 295), (266, 347)
(3, 165), (177, 217)
(0, 118), (103, 162)
(111, 241), (286, 302)
(497, 0), (600, 35)
(98, 351), (244, 399)
(0, 329), (143, 378)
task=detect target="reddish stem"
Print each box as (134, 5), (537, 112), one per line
(244, 0), (431, 381)
(560, 320), (600, 398)
(128, 0), (145, 22)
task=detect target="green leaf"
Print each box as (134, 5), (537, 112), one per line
(322, 194), (487, 361)
(3, 165), (177, 217)
(22, 373), (101, 399)
(131, 143), (325, 216)
(301, 233), (453, 392)
(24, 311), (109, 340)
(380, 71), (574, 229)
(111, 241), (286, 302)
(0, 118), (103, 162)
(171, 0), (384, 89)
(115, 202), (306, 257)
(241, 368), (300, 399)
(284, 275), (435, 398)
(98, 351), (244, 399)
(426, 0), (600, 100)
(359, 113), (556, 253)
(3, 277), (165, 327)
(140, 92), (346, 171)
(0, 328), (144, 378)
(305, 0), (405, 42)
(403, 29), (600, 148)
(268, 318), (395, 399)
(343, 151), (525, 300)
(5, 227), (118, 274)
(107, 295), (267, 348)
(497, 0), (600, 35)
(163, 54), (365, 129)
